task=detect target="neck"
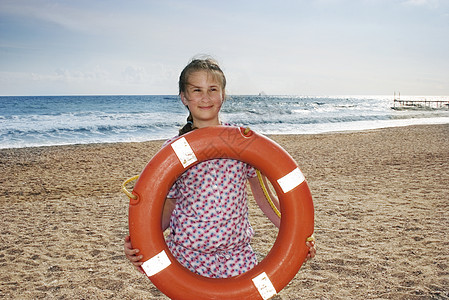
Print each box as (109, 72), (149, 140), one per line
(193, 118), (221, 129)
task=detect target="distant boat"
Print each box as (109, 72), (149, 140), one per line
(258, 91), (266, 96)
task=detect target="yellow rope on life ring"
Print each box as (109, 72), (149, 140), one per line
(122, 175), (139, 200)
(256, 170), (314, 242)
(256, 169), (281, 218)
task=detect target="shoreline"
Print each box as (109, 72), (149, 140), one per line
(2, 120), (448, 151)
(1, 124), (448, 299)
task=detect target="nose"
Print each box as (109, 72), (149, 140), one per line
(198, 90), (212, 102)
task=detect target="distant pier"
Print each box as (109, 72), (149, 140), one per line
(392, 93), (449, 110)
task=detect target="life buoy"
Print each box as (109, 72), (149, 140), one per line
(128, 126), (314, 300)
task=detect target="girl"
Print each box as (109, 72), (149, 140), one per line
(124, 57), (316, 278)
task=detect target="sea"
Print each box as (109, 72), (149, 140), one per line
(1, 95), (448, 149)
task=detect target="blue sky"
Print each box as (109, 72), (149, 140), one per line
(1, 0), (448, 96)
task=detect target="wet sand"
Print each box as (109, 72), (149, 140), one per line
(1, 124), (448, 299)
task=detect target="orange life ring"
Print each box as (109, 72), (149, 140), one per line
(128, 126), (314, 300)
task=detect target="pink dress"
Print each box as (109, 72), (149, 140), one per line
(166, 155), (258, 278)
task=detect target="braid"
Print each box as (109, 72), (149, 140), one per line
(178, 112), (195, 136)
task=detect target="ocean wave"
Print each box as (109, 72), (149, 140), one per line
(1, 95), (448, 148)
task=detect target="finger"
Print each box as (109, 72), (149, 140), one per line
(132, 260), (144, 267)
(125, 249), (142, 260)
(124, 248), (138, 257)
(305, 251), (315, 262)
(125, 247), (140, 255)
(309, 247), (316, 259)
(128, 254), (144, 262)
(306, 241), (315, 248)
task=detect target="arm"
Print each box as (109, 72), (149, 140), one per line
(124, 197), (176, 272)
(248, 176), (281, 228)
(162, 197), (176, 231)
(249, 175), (316, 261)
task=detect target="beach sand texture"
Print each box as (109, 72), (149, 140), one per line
(1, 124), (448, 299)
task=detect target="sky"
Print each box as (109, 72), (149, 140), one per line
(0, 0), (448, 96)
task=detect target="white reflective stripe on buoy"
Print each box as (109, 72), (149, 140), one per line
(141, 250), (171, 277)
(171, 137), (197, 168)
(277, 167), (305, 193)
(252, 272), (277, 300)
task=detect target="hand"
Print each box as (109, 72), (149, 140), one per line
(305, 236), (316, 262)
(124, 235), (145, 274)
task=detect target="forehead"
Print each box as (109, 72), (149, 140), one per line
(187, 70), (221, 86)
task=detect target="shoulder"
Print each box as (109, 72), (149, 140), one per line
(162, 124), (243, 147)
(162, 135), (179, 147)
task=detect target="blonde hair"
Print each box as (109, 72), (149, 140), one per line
(178, 56), (226, 135)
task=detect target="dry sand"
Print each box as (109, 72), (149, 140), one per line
(1, 124), (448, 299)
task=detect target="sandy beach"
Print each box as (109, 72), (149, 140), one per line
(1, 124), (448, 299)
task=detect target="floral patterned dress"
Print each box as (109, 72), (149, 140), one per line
(166, 155), (258, 278)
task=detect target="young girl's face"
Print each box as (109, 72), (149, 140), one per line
(181, 70), (224, 128)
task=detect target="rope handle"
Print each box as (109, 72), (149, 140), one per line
(121, 175), (139, 200)
(256, 169), (281, 218)
(306, 235), (315, 242)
